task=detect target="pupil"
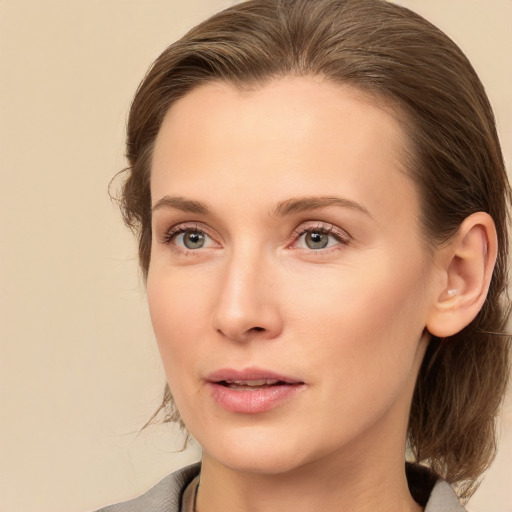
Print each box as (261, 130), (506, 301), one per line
(184, 231), (205, 249)
(306, 231), (328, 249)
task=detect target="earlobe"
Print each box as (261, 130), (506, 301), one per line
(426, 212), (497, 338)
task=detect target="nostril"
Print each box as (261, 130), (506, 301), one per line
(251, 327), (265, 332)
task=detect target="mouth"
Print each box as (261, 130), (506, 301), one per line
(216, 378), (294, 390)
(207, 368), (304, 387)
(206, 368), (305, 413)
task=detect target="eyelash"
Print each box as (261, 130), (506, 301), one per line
(160, 221), (350, 254)
(162, 223), (199, 244)
(291, 222), (350, 251)
(160, 223), (214, 253)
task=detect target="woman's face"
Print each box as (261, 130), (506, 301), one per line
(148, 77), (436, 475)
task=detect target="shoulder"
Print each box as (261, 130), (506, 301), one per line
(92, 463), (201, 512)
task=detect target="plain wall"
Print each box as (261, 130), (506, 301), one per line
(1, 1), (510, 511)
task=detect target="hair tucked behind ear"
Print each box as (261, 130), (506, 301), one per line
(119, 0), (511, 500)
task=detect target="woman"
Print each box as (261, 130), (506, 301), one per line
(97, 0), (511, 510)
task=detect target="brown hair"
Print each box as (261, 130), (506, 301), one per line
(119, 0), (511, 500)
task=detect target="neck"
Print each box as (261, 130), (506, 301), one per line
(196, 430), (422, 512)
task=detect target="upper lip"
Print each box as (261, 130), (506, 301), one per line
(206, 367), (304, 384)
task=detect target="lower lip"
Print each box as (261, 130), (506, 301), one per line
(208, 382), (304, 413)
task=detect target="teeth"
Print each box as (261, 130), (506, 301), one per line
(226, 379), (280, 386)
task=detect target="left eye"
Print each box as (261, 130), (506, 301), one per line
(295, 228), (346, 250)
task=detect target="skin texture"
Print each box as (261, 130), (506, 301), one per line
(147, 77), (495, 512)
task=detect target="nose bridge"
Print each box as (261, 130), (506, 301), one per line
(213, 242), (281, 341)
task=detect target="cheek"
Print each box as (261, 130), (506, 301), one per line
(146, 270), (210, 372)
(291, 253), (426, 328)
(298, 262), (429, 429)
(289, 254), (429, 374)
(146, 273), (212, 425)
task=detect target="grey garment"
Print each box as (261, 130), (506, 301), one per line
(93, 462), (467, 512)
(93, 463), (200, 512)
(425, 480), (467, 512)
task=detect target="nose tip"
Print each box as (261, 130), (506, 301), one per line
(214, 307), (282, 342)
(212, 257), (283, 342)
(218, 325), (269, 339)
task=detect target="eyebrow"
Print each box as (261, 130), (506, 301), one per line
(273, 196), (372, 218)
(151, 194), (371, 218)
(152, 196), (210, 215)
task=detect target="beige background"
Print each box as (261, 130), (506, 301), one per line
(1, 1), (511, 511)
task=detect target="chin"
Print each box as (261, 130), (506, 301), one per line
(210, 448), (308, 476)
(197, 423), (332, 476)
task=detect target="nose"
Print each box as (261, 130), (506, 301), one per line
(212, 249), (283, 342)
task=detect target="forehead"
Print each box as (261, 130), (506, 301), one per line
(153, 77), (407, 166)
(151, 77), (418, 229)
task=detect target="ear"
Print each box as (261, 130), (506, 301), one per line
(426, 212), (498, 338)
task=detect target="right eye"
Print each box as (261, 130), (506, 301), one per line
(175, 230), (208, 249)
(162, 224), (219, 253)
